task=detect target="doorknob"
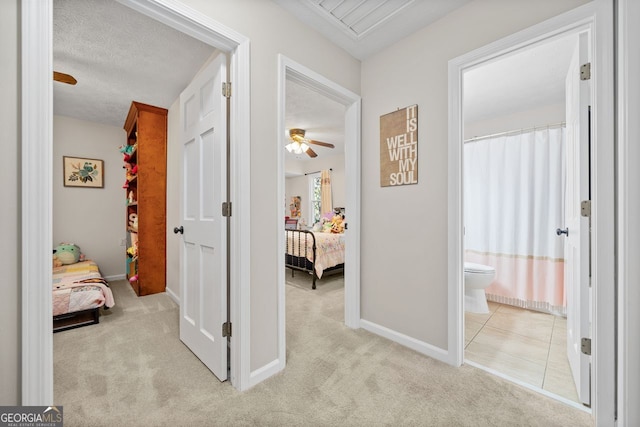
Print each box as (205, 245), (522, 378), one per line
(556, 227), (569, 236)
(173, 226), (184, 234)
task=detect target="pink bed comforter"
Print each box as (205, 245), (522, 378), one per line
(52, 260), (115, 316)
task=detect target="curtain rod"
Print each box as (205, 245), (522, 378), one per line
(464, 122), (566, 143)
(304, 168), (332, 176)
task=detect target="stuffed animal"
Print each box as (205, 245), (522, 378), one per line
(123, 161), (137, 180)
(330, 214), (345, 234)
(129, 213), (138, 231)
(52, 250), (62, 268)
(119, 144), (136, 157)
(126, 241), (138, 258)
(54, 243), (82, 265)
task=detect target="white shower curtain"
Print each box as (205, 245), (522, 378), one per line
(464, 126), (566, 315)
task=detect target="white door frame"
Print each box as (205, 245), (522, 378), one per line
(617, 0), (640, 424)
(447, 1), (614, 423)
(21, 0), (252, 404)
(276, 55), (362, 371)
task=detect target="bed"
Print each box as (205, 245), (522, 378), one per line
(52, 260), (115, 332)
(285, 229), (345, 289)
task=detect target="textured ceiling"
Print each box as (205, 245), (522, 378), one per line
(53, 0), (216, 127)
(53, 0), (574, 154)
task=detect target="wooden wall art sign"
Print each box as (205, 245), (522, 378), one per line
(380, 104), (418, 187)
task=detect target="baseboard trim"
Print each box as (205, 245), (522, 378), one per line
(248, 358), (284, 389)
(104, 274), (126, 282)
(360, 319), (451, 365)
(165, 287), (180, 305)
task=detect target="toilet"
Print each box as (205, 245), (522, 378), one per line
(464, 262), (496, 313)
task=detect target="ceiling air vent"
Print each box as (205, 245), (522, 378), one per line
(307, 0), (415, 39)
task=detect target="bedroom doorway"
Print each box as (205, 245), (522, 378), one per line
(276, 55), (362, 370)
(448, 2), (615, 421)
(22, 0), (251, 403)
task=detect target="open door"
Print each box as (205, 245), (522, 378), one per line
(562, 32), (591, 406)
(176, 53), (228, 381)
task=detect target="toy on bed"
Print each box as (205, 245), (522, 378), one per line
(54, 242), (85, 264)
(330, 214), (345, 234)
(52, 250), (62, 268)
(52, 243), (114, 332)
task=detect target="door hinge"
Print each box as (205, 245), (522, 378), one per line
(222, 321), (232, 337)
(222, 82), (231, 98)
(222, 201), (232, 217)
(581, 337), (592, 355)
(580, 63), (591, 81)
(581, 200), (591, 217)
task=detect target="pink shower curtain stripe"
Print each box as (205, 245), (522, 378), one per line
(466, 251), (566, 315)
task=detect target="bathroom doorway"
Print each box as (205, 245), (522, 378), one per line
(448, 2), (615, 414)
(459, 29), (593, 409)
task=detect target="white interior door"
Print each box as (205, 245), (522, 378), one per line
(563, 32), (590, 406)
(178, 54), (228, 381)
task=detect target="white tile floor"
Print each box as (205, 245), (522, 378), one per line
(465, 302), (580, 404)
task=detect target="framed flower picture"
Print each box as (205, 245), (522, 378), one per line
(63, 156), (104, 188)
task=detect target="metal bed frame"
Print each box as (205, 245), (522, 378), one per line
(285, 229), (344, 289)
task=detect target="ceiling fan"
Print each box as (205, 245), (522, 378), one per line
(285, 128), (335, 158)
(53, 71), (77, 85)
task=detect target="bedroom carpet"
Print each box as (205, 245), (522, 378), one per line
(53, 274), (592, 427)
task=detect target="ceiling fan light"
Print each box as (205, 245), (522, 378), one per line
(285, 143), (295, 153)
(300, 142), (309, 153)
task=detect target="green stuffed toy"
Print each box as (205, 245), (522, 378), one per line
(54, 243), (83, 265)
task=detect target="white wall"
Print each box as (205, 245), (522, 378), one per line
(464, 103), (565, 140)
(0, 0), (19, 405)
(360, 0), (589, 351)
(52, 116), (125, 278)
(285, 153), (345, 224)
(179, 0), (360, 372)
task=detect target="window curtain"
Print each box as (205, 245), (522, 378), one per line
(463, 126), (566, 315)
(320, 169), (333, 216)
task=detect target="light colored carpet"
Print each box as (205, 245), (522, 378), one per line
(54, 273), (593, 426)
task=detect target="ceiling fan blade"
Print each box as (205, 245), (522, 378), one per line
(53, 71), (77, 85)
(306, 146), (318, 158)
(307, 139), (335, 149)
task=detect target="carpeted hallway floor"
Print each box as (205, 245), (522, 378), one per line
(53, 273), (593, 426)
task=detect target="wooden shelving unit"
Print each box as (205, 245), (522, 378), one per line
(123, 101), (167, 296)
